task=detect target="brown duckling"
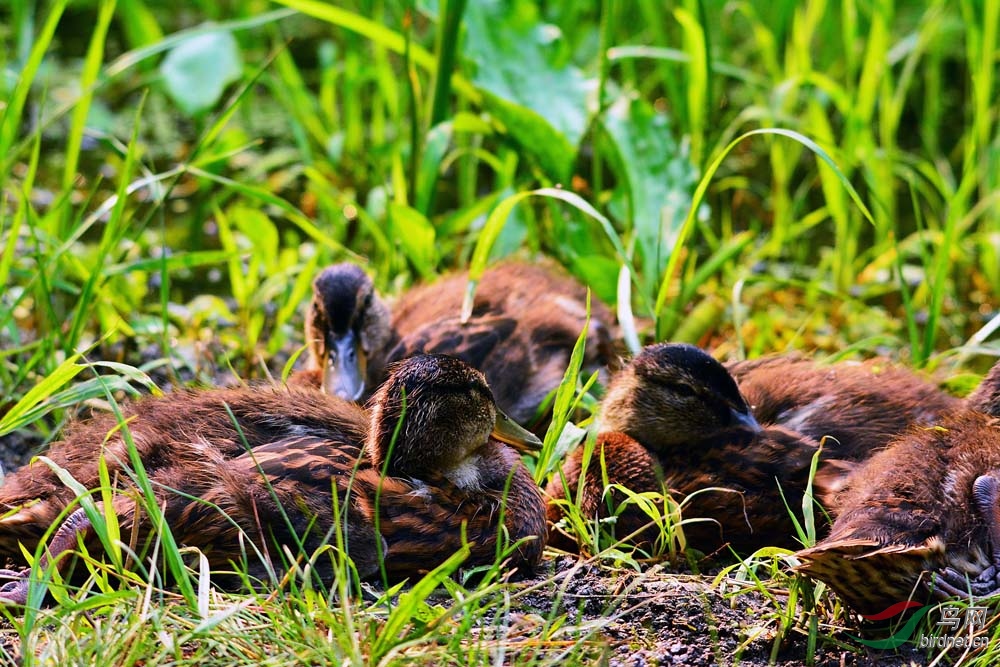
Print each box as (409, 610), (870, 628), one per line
(294, 260), (618, 426)
(547, 343), (848, 555)
(0, 355), (546, 604)
(727, 354), (961, 461)
(795, 407), (1000, 616)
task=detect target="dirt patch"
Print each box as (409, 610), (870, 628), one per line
(516, 556), (932, 666)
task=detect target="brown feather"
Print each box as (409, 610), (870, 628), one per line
(728, 355), (960, 461)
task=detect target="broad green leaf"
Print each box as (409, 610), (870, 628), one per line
(602, 95), (698, 297)
(117, 0), (164, 48)
(569, 254), (620, 307)
(160, 29), (243, 116)
(463, 0), (596, 180)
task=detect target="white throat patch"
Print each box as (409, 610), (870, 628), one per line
(445, 455), (483, 490)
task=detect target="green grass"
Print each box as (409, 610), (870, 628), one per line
(2, 0), (1000, 664)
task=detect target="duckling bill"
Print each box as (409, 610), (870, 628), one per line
(305, 263), (392, 400)
(0, 355), (546, 605)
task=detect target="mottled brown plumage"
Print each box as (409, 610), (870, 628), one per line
(547, 344), (849, 555)
(796, 408), (1000, 616)
(0, 387), (367, 556)
(728, 354), (960, 460)
(0, 355), (546, 604)
(295, 260), (618, 426)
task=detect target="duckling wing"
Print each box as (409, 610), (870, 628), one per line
(347, 463), (546, 579)
(728, 356), (959, 461)
(223, 436), (383, 580)
(385, 315), (550, 425)
(795, 537), (943, 615)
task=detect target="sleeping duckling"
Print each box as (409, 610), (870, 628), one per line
(0, 355), (545, 604)
(728, 354), (961, 460)
(547, 343), (848, 554)
(294, 260), (618, 426)
(795, 404), (1000, 615)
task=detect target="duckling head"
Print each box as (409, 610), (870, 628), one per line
(307, 263), (392, 400)
(366, 354), (542, 490)
(600, 343), (761, 455)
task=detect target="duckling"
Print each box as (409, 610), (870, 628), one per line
(0, 355), (546, 604)
(727, 354), (961, 460)
(546, 343), (849, 554)
(295, 260), (618, 426)
(795, 408), (1000, 616)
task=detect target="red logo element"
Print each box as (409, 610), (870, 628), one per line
(860, 600), (924, 621)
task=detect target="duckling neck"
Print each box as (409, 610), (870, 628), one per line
(443, 453), (486, 490)
(365, 426), (483, 489)
(446, 446), (524, 492)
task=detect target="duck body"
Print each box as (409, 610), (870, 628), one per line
(130, 433), (543, 586)
(796, 409), (1000, 615)
(223, 435), (545, 581)
(0, 355), (546, 603)
(728, 355), (960, 461)
(547, 344), (847, 555)
(0, 387), (367, 556)
(298, 260), (617, 427)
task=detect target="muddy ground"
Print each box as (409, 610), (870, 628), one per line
(514, 556), (935, 666)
